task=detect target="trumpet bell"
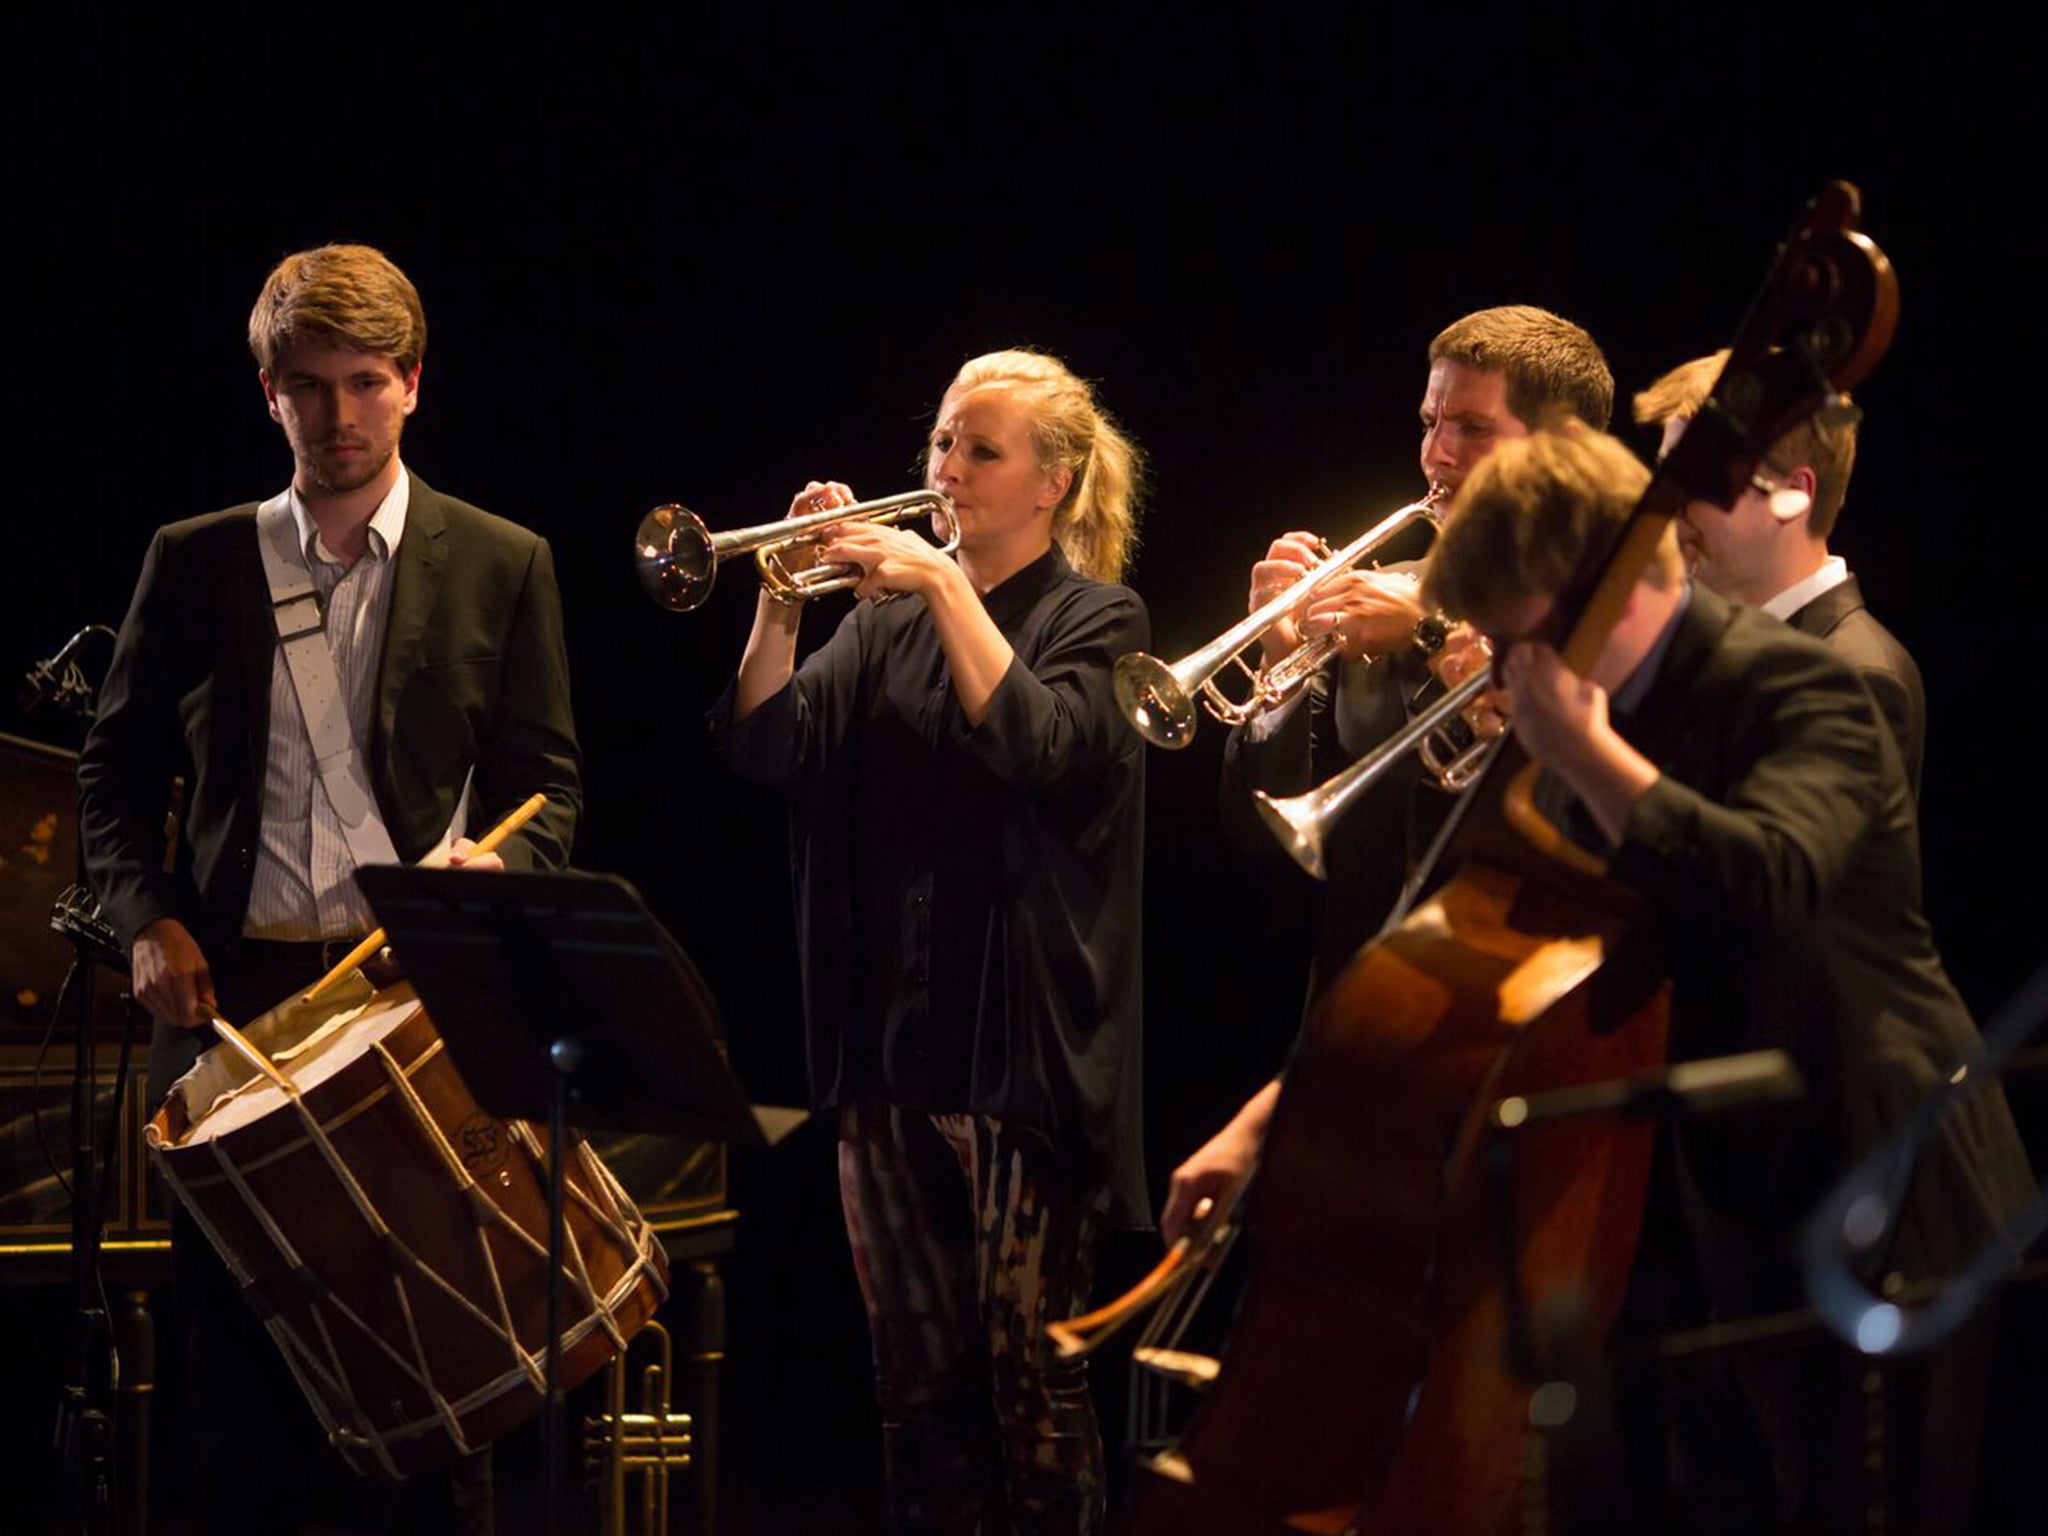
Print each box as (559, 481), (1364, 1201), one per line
(1114, 653), (1198, 750)
(1252, 790), (1328, 880)
(634, 505), (719, 611)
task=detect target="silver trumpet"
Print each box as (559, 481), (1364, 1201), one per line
(1254, 670), (1498, 879)
(634, 490), (958, 610)
(1112, 487), (1447, 749)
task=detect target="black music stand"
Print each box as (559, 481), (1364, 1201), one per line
(354, 866), (794, 1536)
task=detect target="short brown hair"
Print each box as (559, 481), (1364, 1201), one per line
(1421, 427), (1678, 623)
(1429, 306), (1615, 431)
(1633, 349), (1858, 539)
(248, 244), (427, 375)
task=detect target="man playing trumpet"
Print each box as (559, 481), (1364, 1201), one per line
(1170, 305), (1613, 1241)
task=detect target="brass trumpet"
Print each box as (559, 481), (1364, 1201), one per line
(634, 490), (958, 611)
(585, 1319), (692, 1536)
(1254, 670), (1499, 879)
(1112, 487), (1447, 749)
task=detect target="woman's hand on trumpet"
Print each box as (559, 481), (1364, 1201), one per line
(766, 480), (863, 596)
(818, 521), (959, 604)
(792, 479), (860, 522)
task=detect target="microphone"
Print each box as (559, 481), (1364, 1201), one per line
(19, 625), (115, 716)
(1491, 1048), (1806, 1132)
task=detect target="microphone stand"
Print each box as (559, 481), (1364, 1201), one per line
(30, 623), (131, 1535)
(51, 959), (117, 1534)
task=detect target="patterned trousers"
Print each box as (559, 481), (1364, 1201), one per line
(838, 1100), (1107, 1535)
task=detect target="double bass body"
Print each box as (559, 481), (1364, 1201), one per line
(1128, 866), (1668, 1535)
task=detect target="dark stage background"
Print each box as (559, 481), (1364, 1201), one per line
(7, 9), (2042, 1532)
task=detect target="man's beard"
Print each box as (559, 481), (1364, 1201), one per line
(302, 438), (396, 495)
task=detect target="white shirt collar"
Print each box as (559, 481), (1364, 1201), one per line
(286, 461), (411, 567)
(1760, 555), (1849, 621)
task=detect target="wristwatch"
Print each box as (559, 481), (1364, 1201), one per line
(1411, 612), (1451, 657)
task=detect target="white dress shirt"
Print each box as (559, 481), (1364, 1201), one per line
(243, 467), (410, 939)
(1760, 554), (1849, 621)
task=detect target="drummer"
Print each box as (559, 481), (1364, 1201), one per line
(78, 244), (581, 1535)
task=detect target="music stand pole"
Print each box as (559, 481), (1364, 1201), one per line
(542, 1033), (579, 1536)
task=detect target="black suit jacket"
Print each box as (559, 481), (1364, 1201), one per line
(1610, 588), (2028, 1309)
(78, 474), (582, 1085)
(1785, 573), (1925, 798)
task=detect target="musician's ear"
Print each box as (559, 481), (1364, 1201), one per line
(1037, 463), (1073, 515)
(1768, 465), (1817, 524)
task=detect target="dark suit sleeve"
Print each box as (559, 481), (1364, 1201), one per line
(955, 586), (1148, 797)
(1856, 661), (1923, 801)
(78, 529), (193, 943)
(1612, 641), (1884, 942)
(481, 536), (582, 871)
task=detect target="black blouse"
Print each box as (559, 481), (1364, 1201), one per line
(711, 547), (1150, 1226)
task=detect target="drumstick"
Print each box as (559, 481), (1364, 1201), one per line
(207, 1011), (298, 1095)
(301, 792), (549, 1004)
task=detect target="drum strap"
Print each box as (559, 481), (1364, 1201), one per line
(255, 494), (401, 872)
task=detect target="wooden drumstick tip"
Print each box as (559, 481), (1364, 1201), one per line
(207, 1010), (295, 1094)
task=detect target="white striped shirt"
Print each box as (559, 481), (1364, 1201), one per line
(242, 468), (411, 940)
